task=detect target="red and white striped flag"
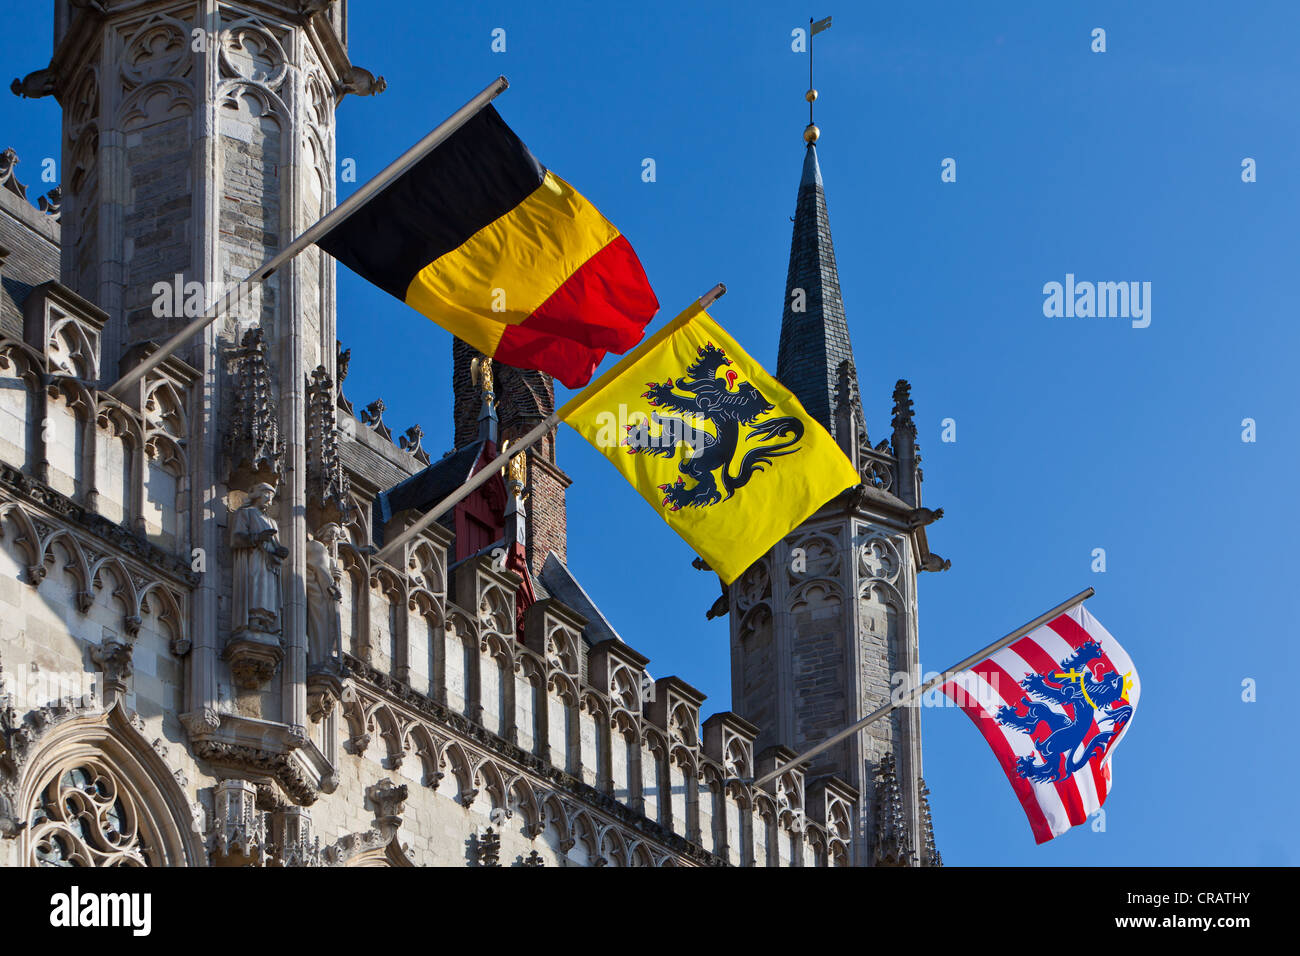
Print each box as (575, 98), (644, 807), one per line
(942, 605), (1140, 844)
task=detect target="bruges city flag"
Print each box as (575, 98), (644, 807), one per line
(941, 605), (1140, 844)
(559, 301), (860, 583)
(316, 105), (658, 388)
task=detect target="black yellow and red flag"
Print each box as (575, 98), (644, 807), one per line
(558, 300), (860, 584)
(316, 105), (658, 388)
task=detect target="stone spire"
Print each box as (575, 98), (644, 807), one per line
(727, 72), (941, 866)
(776, 142), (862, 441)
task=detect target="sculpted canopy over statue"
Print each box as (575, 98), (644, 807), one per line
(231, 483), (288, 637)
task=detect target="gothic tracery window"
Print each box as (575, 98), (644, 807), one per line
(28, 761), (157, 867)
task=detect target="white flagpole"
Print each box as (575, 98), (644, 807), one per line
(748, 586), (1096, 791)
(105, 75), (510, 400)
(372, 282), (728, 566)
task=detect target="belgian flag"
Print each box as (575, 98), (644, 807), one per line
(316, 105), (658, 388)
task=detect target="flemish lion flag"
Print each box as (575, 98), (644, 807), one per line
(560, 301), (860, 584)
(317, 105), (658, 388)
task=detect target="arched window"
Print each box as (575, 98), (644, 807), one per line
(29, 761), (158, 867)
(16, 706), (205, 867)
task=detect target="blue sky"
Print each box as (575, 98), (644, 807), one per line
(3, 1), (1295, 866)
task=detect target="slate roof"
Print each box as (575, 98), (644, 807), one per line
(775, 144), (861, 440)
(372, 440), (488, 544)
(0, 171), (60, 341)
(539, 550), (623, 648)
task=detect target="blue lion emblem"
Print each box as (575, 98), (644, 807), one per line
(995, 639), (1134, 785)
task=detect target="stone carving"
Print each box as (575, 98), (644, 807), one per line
(400, 424), (431, 466)
(474, 826), (502, 866)
(335, 340), (355, 415)
(9, 69), (58, 101)
(918, 779), (941, 867)
(227, 328), (283, 489)
(305, 365), (352, 526)
(38, 185), (61, 219)
(859, 535), (902, 585)
(228, 484), (287, 688)
(0, 492), (192, 654)
(232, 483), (286, 637)
(1, 702), (205, 863)
(366, 777), (407, 841)
(305, 524), (342, 666)
(334, 653), (809, 868)
(890, 379), (916, 439)
(88, 636), (133, 708)
(0, 148), (26, 198)
(834, 358), (869, 462)
(219, 19), (290, 90)
(28, 761), (155, 866)
(858, 448), (894, 492)
(872, 753), (915, 867)
(786, 530), (841, 584)
(732, 556), (771, 613)
(210, 778), (268, 865)
(920, 553), (951, 573)
(270, 806), (320, 867)
(891, 378), (924, 491)
(337, 65), (387, 98)
(360, 398), (392, 441)
(120, 15), (192, 89)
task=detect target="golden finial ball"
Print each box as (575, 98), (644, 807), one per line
(803, 123), (820, 144)
(805, 89), (818, 103)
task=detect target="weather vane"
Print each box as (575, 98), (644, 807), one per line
(806, 15), (832, 144)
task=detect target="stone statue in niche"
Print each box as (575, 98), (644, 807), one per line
(231, 482), (288, 638)
(305, 523), (342, 665)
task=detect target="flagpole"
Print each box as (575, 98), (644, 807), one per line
(748, 586), (1096, 791)
(105, 75), (511, 400)
(372, 282), (728, 566)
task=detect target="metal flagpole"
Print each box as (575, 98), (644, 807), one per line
(372, 282), (729, 566)
(748, 586), (1096, 791)
(105, 75), (511, 400)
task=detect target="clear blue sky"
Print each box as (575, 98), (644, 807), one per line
(2, 1), (1294, 866)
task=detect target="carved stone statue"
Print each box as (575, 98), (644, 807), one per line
(338, 65), (387, 98)
(305, 524), (342, 665)
(231, 483), (288, 637)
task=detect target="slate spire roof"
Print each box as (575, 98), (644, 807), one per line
(776, 143), (862, 440)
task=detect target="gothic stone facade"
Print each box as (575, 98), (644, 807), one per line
(0, 0), (936, 868)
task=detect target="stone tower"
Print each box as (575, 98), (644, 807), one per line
(25, 0), (367, 739)
(450, 339), (570, 579)
(1, 4), (860, 869)
(727, 135), (947, 866)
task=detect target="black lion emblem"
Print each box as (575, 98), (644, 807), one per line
(623, 343), (803, 510)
